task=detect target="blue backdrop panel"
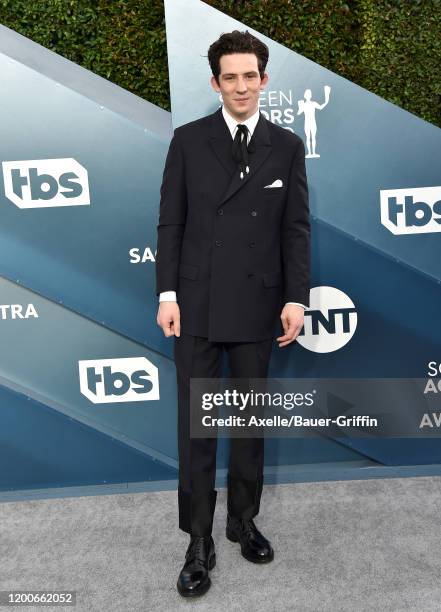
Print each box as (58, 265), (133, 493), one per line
(0, 384), (176, 492)
(0, 26), (180, 490)
(0, 277), (177, 459)
(0, 25), (171, 353)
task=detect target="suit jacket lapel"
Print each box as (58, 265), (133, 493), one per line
(208, 107), (272, 208)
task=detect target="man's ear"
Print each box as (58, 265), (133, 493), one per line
(260, 72), (269, 89)
(210, 75), (220, 92)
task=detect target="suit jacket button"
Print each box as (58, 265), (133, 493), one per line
(247, 273), (254, 278)
(248, 241), (255, 248)
(217, 209), (224, 215)
(215, 240), (222, 247)
(251, 210), (257, 216)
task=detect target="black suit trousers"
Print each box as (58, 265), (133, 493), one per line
(174, 332), (273, 536)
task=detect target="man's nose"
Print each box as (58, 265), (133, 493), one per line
(236, 78), (248, 92)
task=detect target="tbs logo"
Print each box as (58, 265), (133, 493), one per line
(78, 357), (159, 404)
(2, 158), (90, 209)
(297, 286), (357, 353)
(380, 186), (441, 235)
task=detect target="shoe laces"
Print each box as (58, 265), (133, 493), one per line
(187, 536), (210, 563)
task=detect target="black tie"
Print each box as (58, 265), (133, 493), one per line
(232, 124), (250, 179)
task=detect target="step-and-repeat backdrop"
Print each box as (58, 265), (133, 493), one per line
(0, 0), (440, 492)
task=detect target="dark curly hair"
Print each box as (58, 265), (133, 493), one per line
(207, 30), (269, 84)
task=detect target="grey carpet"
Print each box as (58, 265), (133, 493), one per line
(1, 476), (441, 611)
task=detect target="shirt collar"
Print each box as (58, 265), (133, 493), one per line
(221, 104), (260, 140)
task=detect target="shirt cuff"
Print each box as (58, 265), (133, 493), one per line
(159, 291), (177, 302)
(285, 302), (306, 309)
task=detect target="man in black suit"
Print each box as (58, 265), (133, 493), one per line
(156, 30), (310, 597)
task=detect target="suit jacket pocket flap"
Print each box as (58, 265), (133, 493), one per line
(263, 271), (282, 287)
(263, 186), (284, 196)
(179, 262), (199, 280)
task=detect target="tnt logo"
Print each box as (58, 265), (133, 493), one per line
(78, 357), (159, 404)
(297, 286), (357, 353)
(2, 158), (90, 209)
(380, 186), (441, 235)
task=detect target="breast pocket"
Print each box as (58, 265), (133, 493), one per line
(263, 187), (285, 198)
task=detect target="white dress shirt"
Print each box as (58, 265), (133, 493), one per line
(159, 104), (306, 310)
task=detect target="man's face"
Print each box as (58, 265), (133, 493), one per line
(210, 53), (268, 120)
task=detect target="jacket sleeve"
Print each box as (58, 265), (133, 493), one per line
(155, 129), (187, 296)
(281, 137), (311, 307)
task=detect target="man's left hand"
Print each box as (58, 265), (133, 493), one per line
(277, 304), (305, 348)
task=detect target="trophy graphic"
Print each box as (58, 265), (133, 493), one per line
(297, 85), (331, 158)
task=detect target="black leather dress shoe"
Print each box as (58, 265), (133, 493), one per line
(226, 514), (274, 563)
(177, 535), (216, 597)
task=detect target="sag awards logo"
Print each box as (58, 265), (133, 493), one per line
(0, 303), (38, 319)
(420, 362), (441, 429)
(78, 357), (159, 404)
(2, 158), (90, 209)
(380, 185), (441, 235)
(258, 85), (331, 158)
(423, 362), (441, 394)
(129, 247), (157, 263)
(296, 286), (357, 353)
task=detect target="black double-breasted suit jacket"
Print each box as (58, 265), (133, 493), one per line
(155, 106), (310, 343)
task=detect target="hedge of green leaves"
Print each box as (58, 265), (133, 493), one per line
(0, 0), (440, 127)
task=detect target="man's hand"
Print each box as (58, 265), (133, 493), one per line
(277, 304), (305, 348)
(157, 301), (181, 337)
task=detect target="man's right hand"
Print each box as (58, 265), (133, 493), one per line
(157, 301), (181, 337)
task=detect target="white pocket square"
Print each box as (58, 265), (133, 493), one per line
(264, 179), (283, 188)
